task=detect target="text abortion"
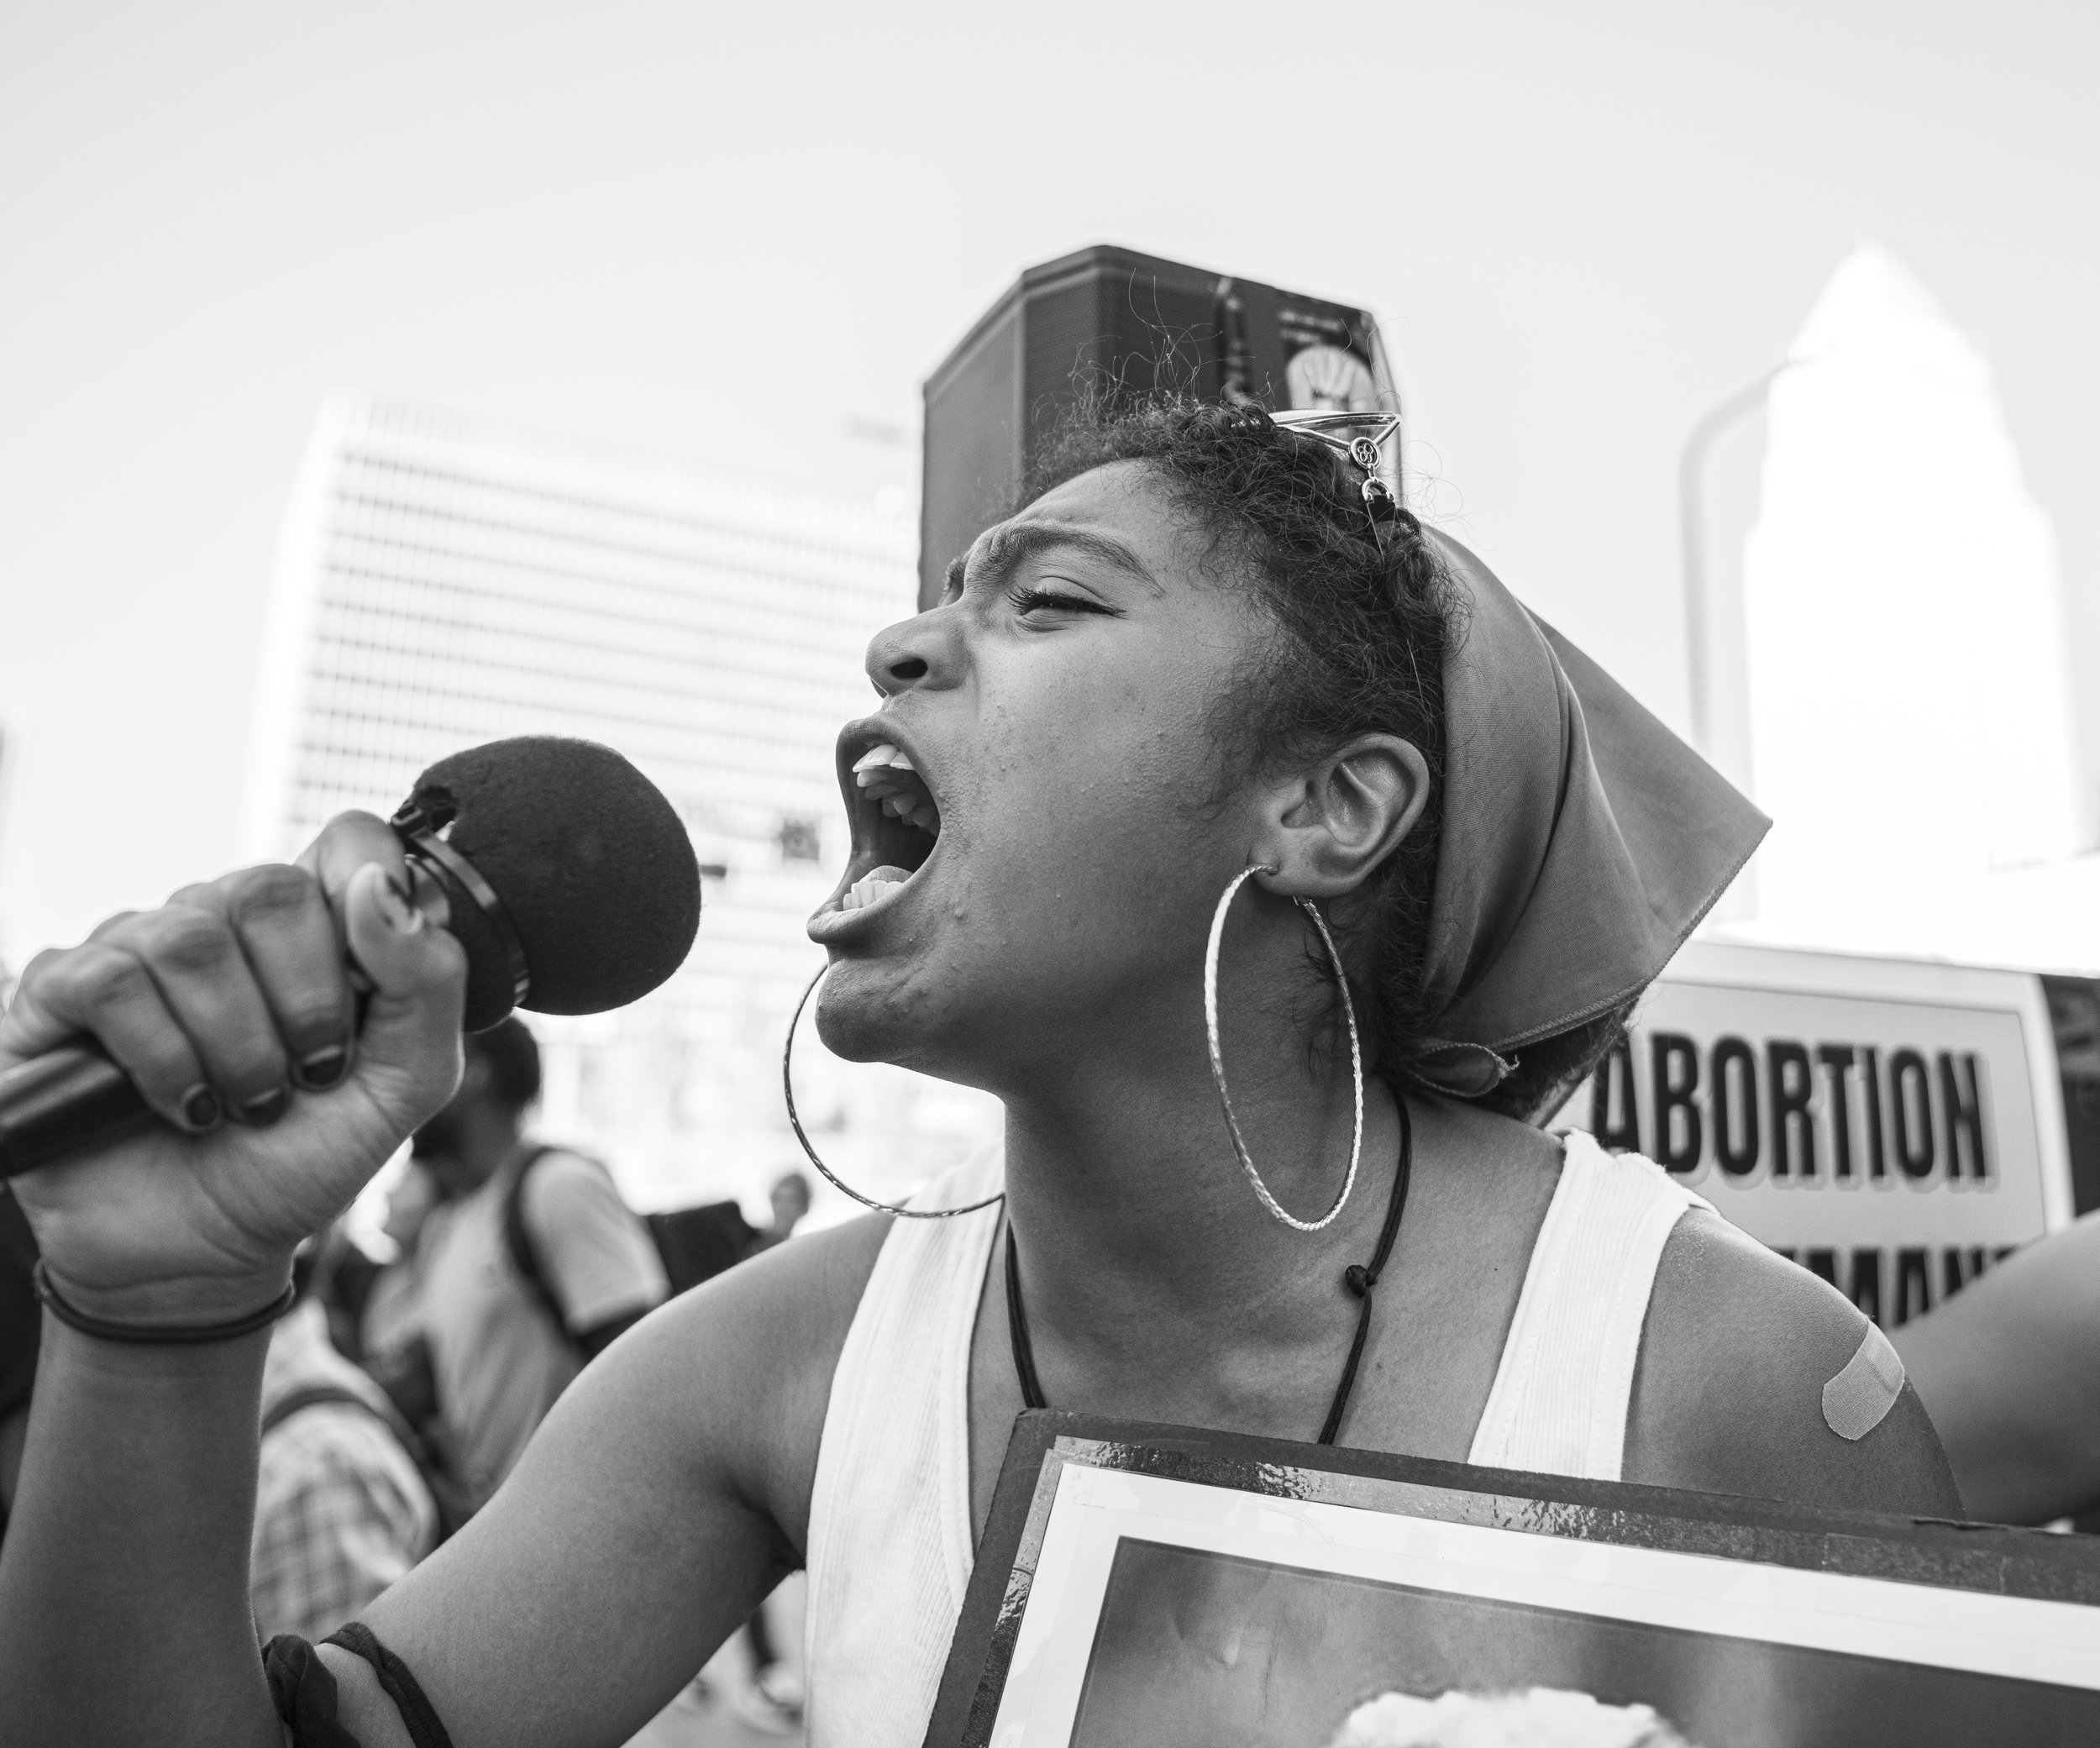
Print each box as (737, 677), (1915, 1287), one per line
(1587, 1033), (1998, 1325)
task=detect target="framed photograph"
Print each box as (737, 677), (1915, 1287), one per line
(925, 1413), (2100, 1748)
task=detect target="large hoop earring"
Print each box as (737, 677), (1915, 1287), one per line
(782, 961), (1005, 1219)
(1205, 865), (1364, 1233)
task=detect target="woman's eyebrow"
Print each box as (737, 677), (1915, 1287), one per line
(970, 522), (1163, 596)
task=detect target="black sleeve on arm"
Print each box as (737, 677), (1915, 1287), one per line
(264, 1625), (456, 1748)
(575, 1305), (648, 1362)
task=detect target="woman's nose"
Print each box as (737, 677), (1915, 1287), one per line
(864, 609), (961, 696)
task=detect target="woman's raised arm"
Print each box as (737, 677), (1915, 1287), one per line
(0, 817), (465, 1745)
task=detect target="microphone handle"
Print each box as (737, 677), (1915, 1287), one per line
(0, 1043), (156, 1179)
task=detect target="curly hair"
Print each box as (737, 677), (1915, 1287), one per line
(1022, 396), (1620, 1122)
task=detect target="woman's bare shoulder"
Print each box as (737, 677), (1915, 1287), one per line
(1625, 1209), (1961, 1517)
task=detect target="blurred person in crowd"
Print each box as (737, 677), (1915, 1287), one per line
(253, 1243), (438, 1643)
(753, 1171), (812, 1255)
(0, 1188), (37, 1537)
(668, 1170), (817, 1733)
(302, 1221), (383, 1364)
(648, 1168), (814, 1295)
(359, 1158), (443, 1366)
(412, 1017), (666, 1508)
(1893, 1208), (2100, 1527)
(353, 1160), (449, 1480)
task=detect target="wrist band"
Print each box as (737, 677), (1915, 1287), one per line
(34, 1259), (294, 1345)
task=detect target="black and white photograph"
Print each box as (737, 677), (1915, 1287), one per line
(1076, 1543), (2083, 1748)
(937, 1425), (2100, 1748)
(5, 7), (2100, 1747)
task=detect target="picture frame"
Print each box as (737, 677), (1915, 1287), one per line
(925, 1412), (2100, 1748)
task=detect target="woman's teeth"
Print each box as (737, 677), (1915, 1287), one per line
(853, 742), (914, 776)
(840, 866), (912, 911)
(821, 743), (939, 933)
(853, 742), (939, 833)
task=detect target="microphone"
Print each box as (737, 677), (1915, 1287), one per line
(0, 737), (701, 1177)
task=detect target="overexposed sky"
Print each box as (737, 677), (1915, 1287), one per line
(3, 0), (2097, 961)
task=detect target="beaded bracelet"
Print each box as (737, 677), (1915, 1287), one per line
(33, 1259), (294, 1344)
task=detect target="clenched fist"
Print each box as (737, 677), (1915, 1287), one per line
(2, 812), (466, 1326)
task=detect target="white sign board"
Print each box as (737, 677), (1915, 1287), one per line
(1556, 941), (2076, 1326)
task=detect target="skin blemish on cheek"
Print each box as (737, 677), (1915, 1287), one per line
(1822, 1321), (1906, 1441)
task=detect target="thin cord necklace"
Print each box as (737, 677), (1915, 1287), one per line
(1004, 1094), (1415, 1447)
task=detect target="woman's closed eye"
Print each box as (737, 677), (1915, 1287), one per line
(1005, 583), (1120, 618)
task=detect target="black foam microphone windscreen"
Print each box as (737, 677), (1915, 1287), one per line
(393, 737), (701, 1030)
(0, 736), (701, 1176)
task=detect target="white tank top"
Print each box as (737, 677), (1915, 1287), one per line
(801, 1133), (1709, 1748)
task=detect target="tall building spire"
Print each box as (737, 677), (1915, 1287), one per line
(1741, 244), (2082, 950)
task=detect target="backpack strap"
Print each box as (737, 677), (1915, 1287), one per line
(500, 1144), (575, 1341)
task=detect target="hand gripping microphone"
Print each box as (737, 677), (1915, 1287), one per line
(0, 737), (701, 1177)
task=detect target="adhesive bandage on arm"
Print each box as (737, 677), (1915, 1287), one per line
(1822, 1321), (1907, 1441)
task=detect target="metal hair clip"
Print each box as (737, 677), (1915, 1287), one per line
(1270, 410), (1404, 538)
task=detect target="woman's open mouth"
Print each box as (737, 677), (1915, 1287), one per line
(809, 721), (943, 940)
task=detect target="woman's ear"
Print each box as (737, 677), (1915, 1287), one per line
(1253, 734), (1430, 899)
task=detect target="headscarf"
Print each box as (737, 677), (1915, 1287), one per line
(1403, 533), (1768, 1097)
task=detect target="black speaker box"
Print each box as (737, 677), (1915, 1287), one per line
(918, 244), (1396, 608)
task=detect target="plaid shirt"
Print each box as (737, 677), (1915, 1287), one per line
(252, 1300), (438, 1644)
